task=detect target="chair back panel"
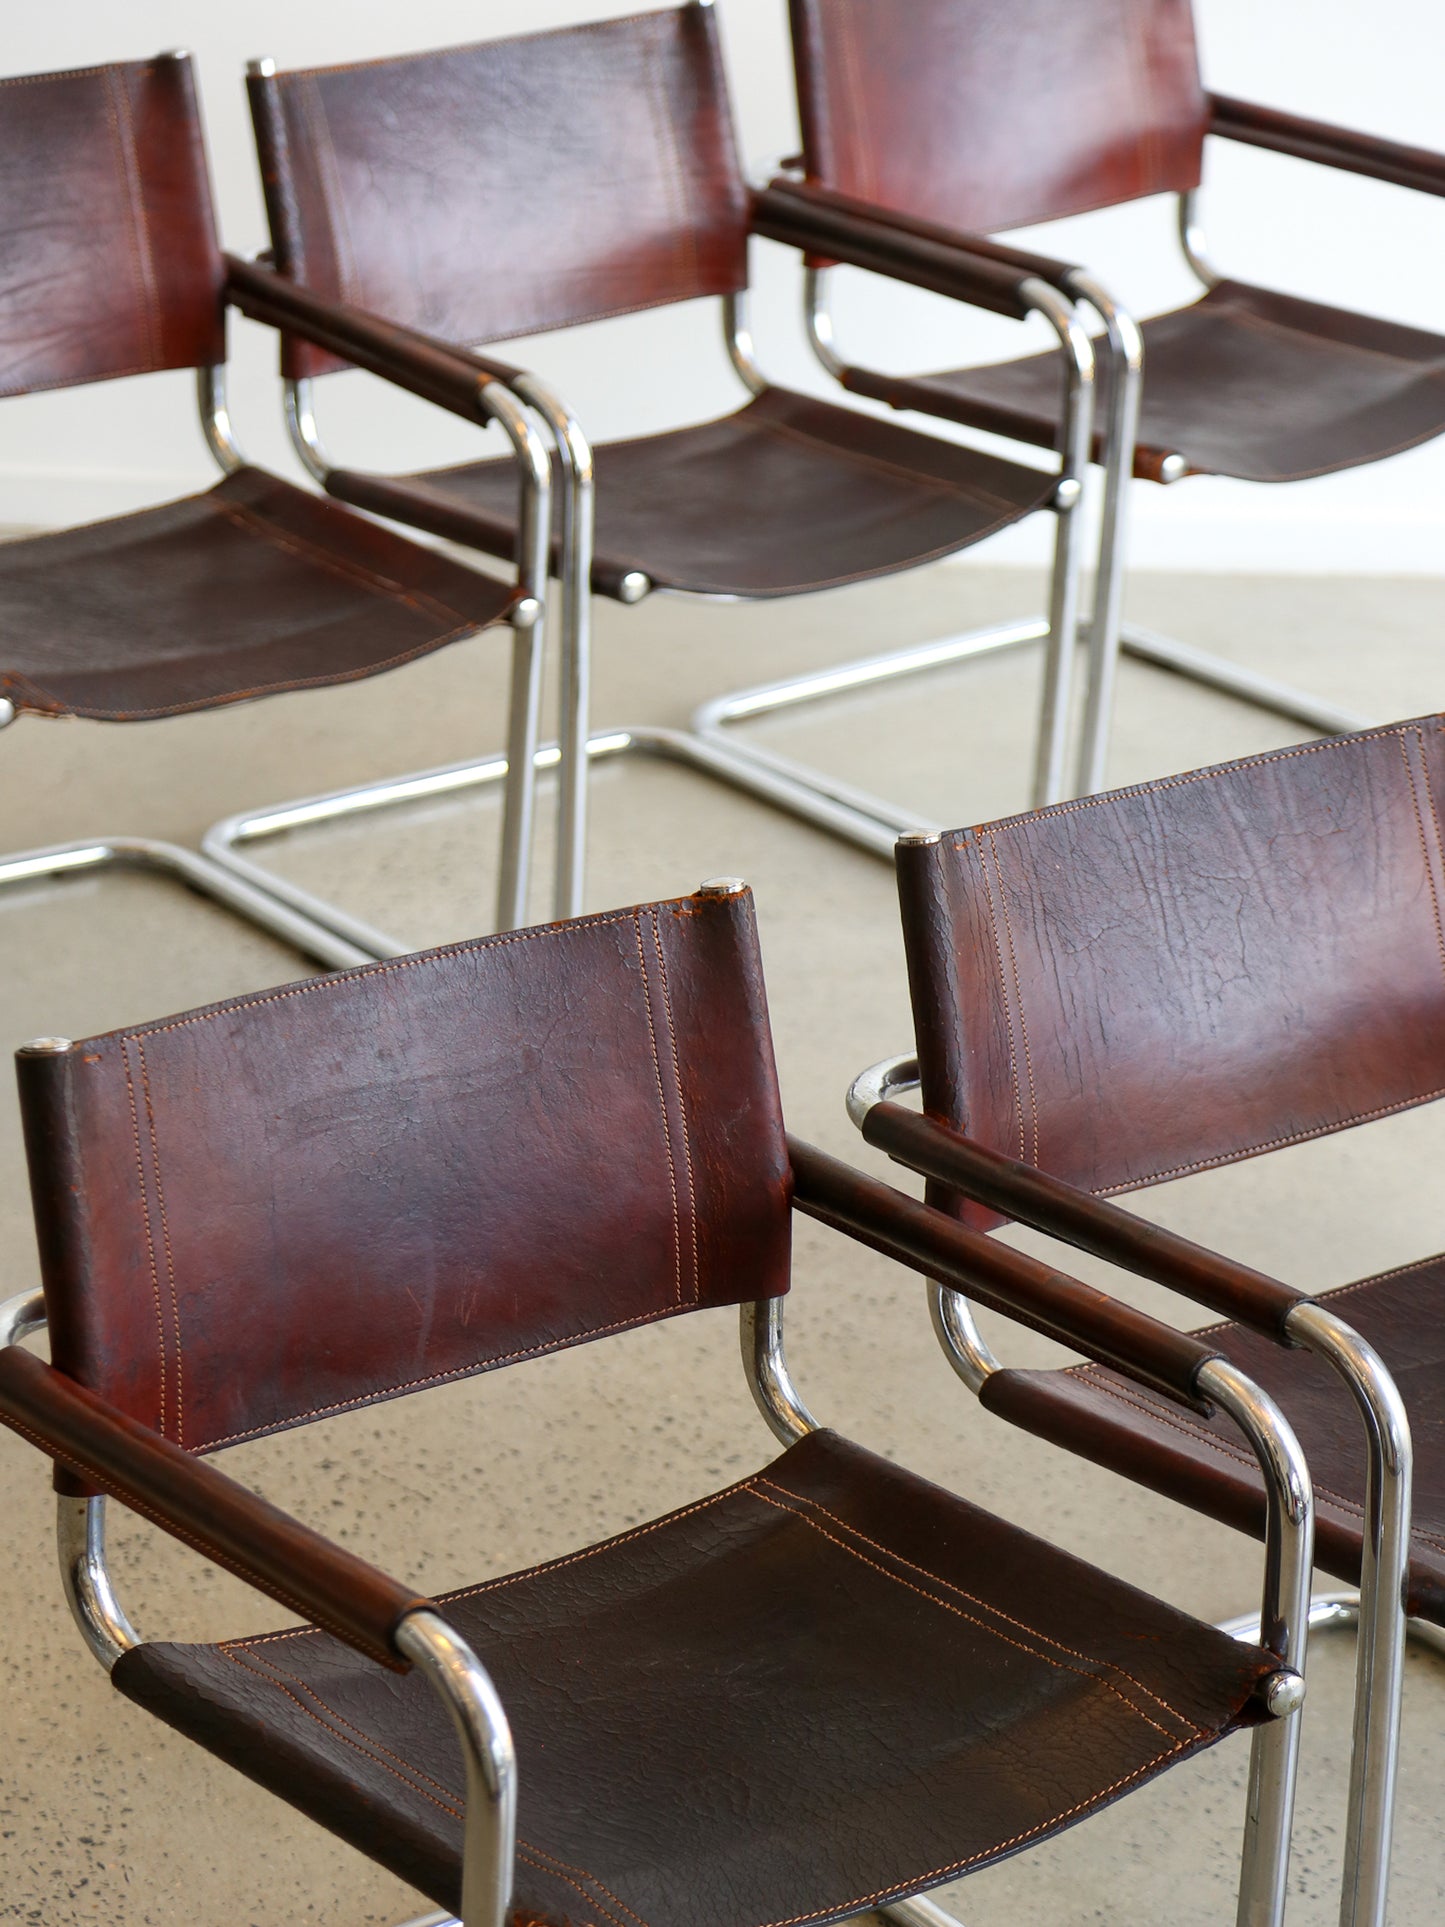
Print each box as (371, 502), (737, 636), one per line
(0, 55), (225, 398)
(20, 892), (791, 1456)
(898, 720), (1445, 1225)
(250, 6), (750, 380)
(790, 0), (1207, 234)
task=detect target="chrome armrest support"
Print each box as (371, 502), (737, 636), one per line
(58, 1495), (141, 1671)
(396, 1610), (517, 1927)
(723, 290), (768, 398)
(0, 1287), (45, 1349)
(740, 1298), (820, 1446)
(197, 365), (246, 476)
(803, 265), (847, 381)
(844, 1055), (1001, 1393)
(1178, 189), (1224, 290)
(284, 375), (332, 484)
(1198, 1361), (1312, 1927)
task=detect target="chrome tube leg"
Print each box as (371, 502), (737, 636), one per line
(1197, 1360), (1313, 1927)
(396, 1611), (516, 1927)
(1067, 280), (1143, 797)
(478, 381), (552, 934)
(1285, 1306), (1412, 1927)
(1020, 281), (1094, 809)
(514, 374), (596, 921)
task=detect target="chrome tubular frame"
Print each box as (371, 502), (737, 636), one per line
(1062, 273), (1143, 796)
(690, 273), (1095, 843)
(1197, 1360), (1312, 1927)
(740, 1297), (820, 1445)
(1, 1285), (144, 1676)
(395, 1610), (517, 1927)
(205, 367), (552, 938)
(510, 372), (595, 919)
(847, 1055), (1417, 1927)
(1279, 1303), (1411, 1927)
(1099, 187), (1375, 746)
(197, 364), (246, 476)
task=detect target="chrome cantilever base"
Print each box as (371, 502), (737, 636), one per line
(202, 723), (926, 961)
(691, 613), (1376, 827)
(0, 835), (375, 971)
(1220, 1589), (1445, 1659)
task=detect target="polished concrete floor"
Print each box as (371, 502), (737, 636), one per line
(1, 562), (1443, 1925)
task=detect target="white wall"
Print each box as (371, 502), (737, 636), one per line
(3, 0), (1442, 572)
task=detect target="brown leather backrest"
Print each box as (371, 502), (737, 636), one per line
(0, 54), (225, 398)
(790, 0), (1207, 234)
(250, 5), (751, 380)
(898, 720), (1445, 1225)
(20, 891), (791, 1456)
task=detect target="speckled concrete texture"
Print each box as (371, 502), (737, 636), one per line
(1, 562), (1443, 1924)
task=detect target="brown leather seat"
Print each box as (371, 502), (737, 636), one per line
(0, 467), (511, 721)
(333, 387), (1055, 604)
(116, 1426), (1266, 1924)
(851, 280), (1445, 486)
(0, 884), (1291, 1924)
(889, 714), (1445, 1618)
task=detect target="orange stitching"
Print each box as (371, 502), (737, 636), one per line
(520, 1841), (653, 1927)
(121, 1037), (169, 1440)
(1408, 726), (1445, 982)
(633, 912), (684, 1307)
(753, 1474), (1197, 1733)
(748, 1740), (1201, 1927)
(749, 407), (1021, 511)
(986, 830), (1039, 1167)
(649, 908), (699, 1302)
(135, 1036), (182, 1447)
(751, 1480), (1198, 1743)
(208, 492), (469, 629)
(122, 908), (643, 1042)
(442, 1483), (743, 1605)
(974, 833), (1026, 1160)
(219, 1650), (643, 1927)
(196, 1300), (689, 1453)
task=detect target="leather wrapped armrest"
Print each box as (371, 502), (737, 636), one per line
(787, 1137), (1222, 1410)
(1209, 93), (1445, 200)
(750, 182), (1063, 323)
(762, 176), (1082, 294)
(224, 253), (530, 424)
(0, 1347), (427, 1671)
(860, 1104), (1304, 1342)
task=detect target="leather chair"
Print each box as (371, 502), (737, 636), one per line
(852, 717), (1445, 1927)
(0, 51), (552, 971)
(0, 883), (1312, 1927)
(785, 0), (1445, 796)
(208, 0), (1103, 945)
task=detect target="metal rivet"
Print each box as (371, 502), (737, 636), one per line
(896, 829), (943, 848)
(1262, 1669), (1306, 1719)
(247, 56), (278, 78)
(697, 877), (747, 896)
(1053, 476), (1083, 511)
(510, 596), (542, 630)
(617, 571), (651, 604)
(19, 1037), (73, 1055)
(1159, 453), (1188, 484)
(0, 697), (15, 729)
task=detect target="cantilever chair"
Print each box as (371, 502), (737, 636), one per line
(785, 0), (1445, 796)
(208, 0), (1100, 944)
(0, 884), (1313, 1927)
(0, 52), (551, 972)
(849, 718), (1445, 1927)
